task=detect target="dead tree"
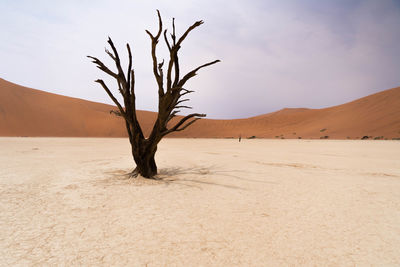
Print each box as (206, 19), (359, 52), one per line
(88, 10), (219, 178)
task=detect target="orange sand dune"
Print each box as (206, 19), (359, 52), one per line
(1, 78), (399, 139)
(182, 86), (400, 139)
(0, 78), (156, 137)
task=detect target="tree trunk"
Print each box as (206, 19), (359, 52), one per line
(135, 153), (157, 178)
(131, 141), (158, 178)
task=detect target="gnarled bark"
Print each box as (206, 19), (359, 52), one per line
(88, 10), (219, 178)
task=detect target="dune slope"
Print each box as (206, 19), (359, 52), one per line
(0, 78), (156, 137)
(182, 87), (400, 139)
(0, 78), (399, 139)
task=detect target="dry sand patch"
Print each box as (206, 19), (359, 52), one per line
(0, 138), (399, 265)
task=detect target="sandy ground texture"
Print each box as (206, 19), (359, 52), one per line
(1, 138), (400, 266)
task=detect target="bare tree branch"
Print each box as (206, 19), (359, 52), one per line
(167, 18), (203, 92)
(167, 110), (180, 122)
(130, 69), (135, 110)
(176, 20), (203, 47)
(178, 60), (220, 87)
(126, 43), (133, 91)
(170, 18), (182, 88)
(145, 9), (162, 40)
(155, 10), (163, 39)
(158, 59), (164, 92)
(87, 56), (119, 80)
(105, 48), (116, 61)
(174, 105), (192, 109)
(95, 79), (126, 118)
(163, 113), (206, 135)
(172, 18), (177, 45)
(174, 117), (201, 132)
(163, 30), (171, 51)
(175, 98), (190, 105)
(180, 88), (195, 97)
(146, 10), (164, 97)
(107, 37), (127, 88)
(110, 110), (122, 116)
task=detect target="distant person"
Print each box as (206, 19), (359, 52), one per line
(239, 134), (241, 142)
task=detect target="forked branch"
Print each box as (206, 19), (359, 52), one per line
(95, 79), (126, 118)
(87, 56), (119, 80)
(107, 37), (128, 89)
(178, 60), (220, 88)
(176, 20), (204, 47)
(146, 10), (164, 96)
(165, 19), (205, 92)
(163, 113), (206, 135)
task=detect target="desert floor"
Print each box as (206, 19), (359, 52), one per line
(0, 138), (399, 266)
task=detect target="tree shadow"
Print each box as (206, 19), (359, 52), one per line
(101, 164), (277, 190)
(155, 166), (243, 190)
(156, 165), (278, 189)
(211, 170), (279, 185)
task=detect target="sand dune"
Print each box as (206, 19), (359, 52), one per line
(181, 87), (400, 139)
(0, 78), (157, 137)
(1, 78), (399, 139)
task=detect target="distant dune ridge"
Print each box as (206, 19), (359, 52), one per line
(0, 78), (399, 139)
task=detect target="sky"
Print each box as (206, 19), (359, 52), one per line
(1, 0), (399, 119)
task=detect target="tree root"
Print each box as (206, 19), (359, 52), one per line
(127, 168), (139, 178)
(127, 168), (157, 179)
(127, 168), (161, 180)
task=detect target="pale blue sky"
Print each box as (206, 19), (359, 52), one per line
(1, 0), (399, 118)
